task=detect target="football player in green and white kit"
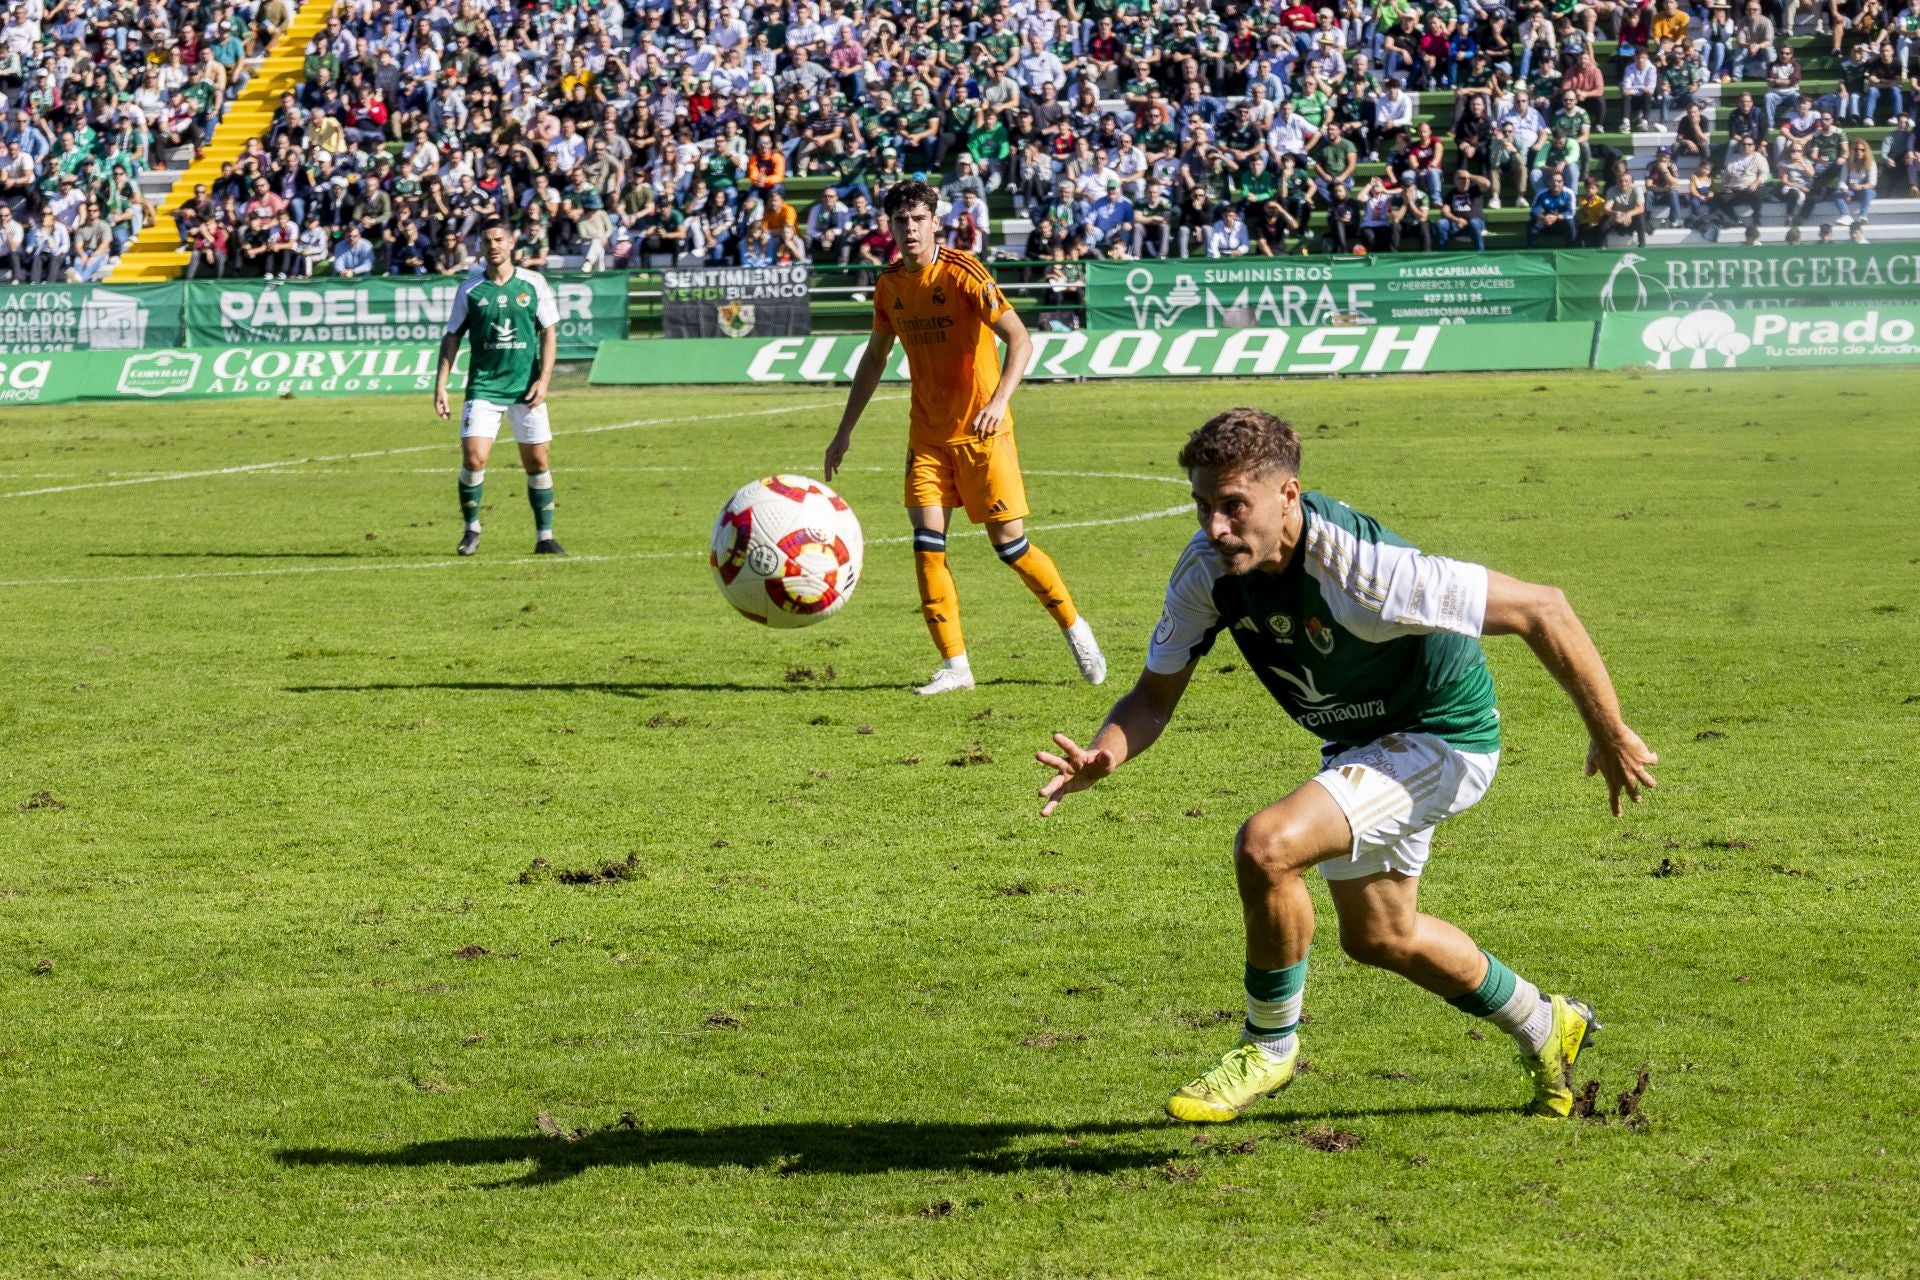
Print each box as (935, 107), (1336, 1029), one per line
(1036, 408), (1659, 1121)
(434, 219), (566, 558)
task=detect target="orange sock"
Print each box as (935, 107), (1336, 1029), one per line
(913, 530), (966, 659)
(996, 536), (1078, 628)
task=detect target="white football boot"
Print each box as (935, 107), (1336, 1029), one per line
(1063, 617), (1107, 685)
(915, 662), (976, 696)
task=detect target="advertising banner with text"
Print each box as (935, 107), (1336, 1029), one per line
(591, 322), (1595, 385)
(661, 265), (811, 338)
(1555, 244), (1920, 320)
(1593, 305), (1920, 370)
(0, 344), (467, 406)
(1085, 255), (1560, 329)
(181, 276), (628, 357)
(0, 282), (186, 352)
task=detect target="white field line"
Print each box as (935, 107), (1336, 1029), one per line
(0, 468), (1190, 589)
(0, 395), (903, 501)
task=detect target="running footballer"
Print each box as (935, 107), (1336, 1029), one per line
(1036, 409), (1659, 1121)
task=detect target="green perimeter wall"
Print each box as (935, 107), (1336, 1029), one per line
(6, 305), (1919, 406)
(1084, 244), (1920, 328)
(590, 323), (1598, 384)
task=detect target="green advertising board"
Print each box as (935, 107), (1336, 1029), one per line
(1085, 255), (1560, 329)
(0, 281), (185, 352)
(591, 322), (1595, 385)
(1555, 244), (1920, 320)
(1594, 305), (1920, 370)
(0, 343), (466, 406)
(181, 275), (629, 358)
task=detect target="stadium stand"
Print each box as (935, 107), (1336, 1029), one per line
(5, 0), (1916, 288)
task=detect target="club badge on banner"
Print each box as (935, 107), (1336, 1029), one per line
(661, 266), (811, 339)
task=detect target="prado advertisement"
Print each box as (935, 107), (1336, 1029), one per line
(592, 323), (1595, 384)
(1085, 256), (1560, 329)
(182, 276), (628, 358)
(1593, 305), (1920, 370)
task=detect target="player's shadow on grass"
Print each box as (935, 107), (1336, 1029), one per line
(282, 677), (1058, 698)
(277, 1119), (1175, 1187)
(88, 550), (374, 560)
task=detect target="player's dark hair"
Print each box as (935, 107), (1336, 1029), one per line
(1178, 408), (1302, 478)
(479, 217), (508, 234)
(882, 179), (939, 220)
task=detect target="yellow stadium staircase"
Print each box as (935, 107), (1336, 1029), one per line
(111, 0), (337, 282)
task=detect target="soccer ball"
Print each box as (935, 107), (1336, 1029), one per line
(710, 475), (864, 628)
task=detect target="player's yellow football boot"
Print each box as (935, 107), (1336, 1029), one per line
(1166, 1041), (1297, 1124)
(1521, 995), (1599, 1118)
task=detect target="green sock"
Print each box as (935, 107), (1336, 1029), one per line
(526, 470), (555, 537)
(1244, 950), (1309, 1046)
(458, 468), (484, 530)
(1445, 950), (1520, 1017)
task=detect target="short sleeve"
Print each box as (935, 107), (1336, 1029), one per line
(957, 256), (1012, 325)
(1302, 511), (1488, 642)
(445, 276), (474, 335)
(529, 271), (561, 328)
(871, 276), (895, 334)
(1146, 535), (1224, 675)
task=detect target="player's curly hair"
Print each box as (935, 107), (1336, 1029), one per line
(1177, 408), (1302, 477)
(882, 179), (939, 219)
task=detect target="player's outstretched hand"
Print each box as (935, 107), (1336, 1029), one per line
(1586, 725), (1659, 817)
(433, 385), (451, 421)
(1036, 732), (1116, 817)
(823, 429), (852, 482)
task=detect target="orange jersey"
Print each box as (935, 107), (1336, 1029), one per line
(872, 247), (1014, 447)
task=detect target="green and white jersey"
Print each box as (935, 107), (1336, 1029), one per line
(446, 267), (560, 406)
(1147, 492), (1500, 752)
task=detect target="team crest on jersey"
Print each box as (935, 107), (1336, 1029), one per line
(514, 291), (530, 306)
(930, 285), (946, 306)
(1305, 617), (1335, 655)
(1266, 613), (1294, 641)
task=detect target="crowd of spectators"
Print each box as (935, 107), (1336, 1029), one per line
(8, 0), (1920, 283)
(0, 0), (288, 282)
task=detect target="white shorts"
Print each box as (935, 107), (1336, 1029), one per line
(1310, 732), (1499, 882)
(460, 399), (551, 445)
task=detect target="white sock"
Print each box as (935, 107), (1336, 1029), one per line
(942, 653), (971, 674)
(1487, 980), (1553, 1055)
(1243, 1030), (1298, 1061)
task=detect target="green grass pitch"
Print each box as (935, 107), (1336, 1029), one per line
(2, 369), (1916, 1278)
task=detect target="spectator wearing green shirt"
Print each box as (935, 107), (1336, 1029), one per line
(1233, 149), (1280, 207)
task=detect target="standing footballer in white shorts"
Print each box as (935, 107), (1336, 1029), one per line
(1036, 408), (1660, 1121)
(433, 219), (566, 558)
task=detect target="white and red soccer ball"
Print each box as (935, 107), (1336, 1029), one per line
(710, 475), (864, 628)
